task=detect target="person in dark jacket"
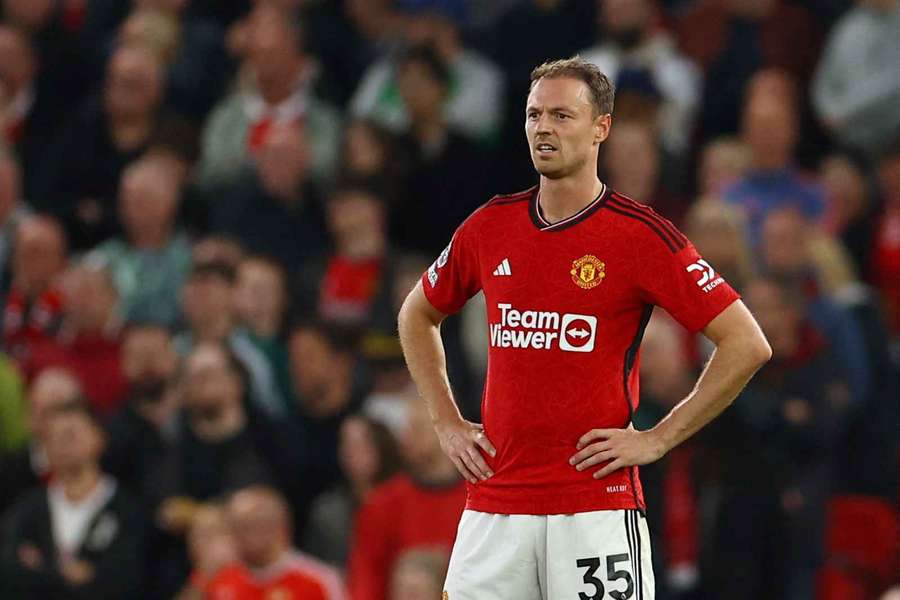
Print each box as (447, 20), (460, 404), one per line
(1, 402), (146, 600)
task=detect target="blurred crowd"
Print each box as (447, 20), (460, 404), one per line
(0, 0), (897, 598)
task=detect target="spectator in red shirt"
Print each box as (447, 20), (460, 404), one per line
(204, 485), (345, 600)
(2, 215), (67, 365)
(347, 392), (466, 600)
(27, 260), (127, 418)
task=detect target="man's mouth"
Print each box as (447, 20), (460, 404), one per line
(535, 142), (557, 155)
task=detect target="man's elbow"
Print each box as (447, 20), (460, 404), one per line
(748, 332), (773, 369)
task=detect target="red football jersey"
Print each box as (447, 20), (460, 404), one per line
(421, 185), (740, 515)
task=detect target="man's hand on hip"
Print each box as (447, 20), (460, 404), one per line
(569, 426), (667, 480)
(434, 418), (497, 484)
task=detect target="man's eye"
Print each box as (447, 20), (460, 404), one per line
(556, 113), (569, 120)
(527, 112), (538, 120)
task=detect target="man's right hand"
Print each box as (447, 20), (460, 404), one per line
(434, 418), (497, 484)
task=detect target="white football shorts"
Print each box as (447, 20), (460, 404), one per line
(443, 508), (654, 600)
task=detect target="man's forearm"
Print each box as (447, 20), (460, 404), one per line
(652, 336), (768, 453)
(397, 300), (463, 425)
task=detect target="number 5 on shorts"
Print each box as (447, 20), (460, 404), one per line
(576, 553), (634, 600)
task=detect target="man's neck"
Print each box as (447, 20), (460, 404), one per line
(538, 172), (604, 224)
(110, 117), (153, 152)
(131, 226), (173, 250)
(58, 466), (103, 503)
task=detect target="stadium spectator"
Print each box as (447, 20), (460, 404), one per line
(677, 0), (823, 141)
(697, 136), (752, 196)
(635, 313), (703, 597)
(232, 255), (293, 409)
(684, 198), (754, 292)
(759, 208), (871, 404)
(0, 144), (30, 294)
(0, 367), (82, 516)
(175, 503), (239, 600)
(346, 393), (465, 600)
(26, 260), (127, 418)
(811, 0), (900, 157)
(388, 548), (449, 600)
(0, 402), (147, 599)
(302, 413), (402, 566)
(2, 215), (66, 365)
(388, 45), (488, 256)
(582, 0), (701, 156)
(155, 343), (278, 535)
(339, 118), (409, 207)
(297, 185), (396, 329)
(103, 324), (180, 499)
(725, 87), (826, 243)
(117, 0), (230, 120)
(288, 321), (367, 496)
(602, 118), (687, 225)
(819, 153), (875, 274)
(202, 485), (345, 599)
(197, 4), (341, 191)
(38, 42), (166, 249)
(709, 277), (851, 600)
(177, 262), (288, 417)
(351, 1), (503, 143)
(94, 156), (191, 328)
(211, 122), (329, 274)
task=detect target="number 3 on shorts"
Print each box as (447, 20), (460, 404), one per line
(576, 553), (634, 600)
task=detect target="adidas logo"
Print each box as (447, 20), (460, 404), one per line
(493, 258), (512, 276)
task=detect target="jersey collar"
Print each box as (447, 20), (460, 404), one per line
(529, 183), (610, 232)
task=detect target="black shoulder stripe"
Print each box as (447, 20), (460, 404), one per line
(488, 196), (530, 206)
(603, 205), (680, 253)
(487, 186), (537, 207)
(609, 194), (687, 248)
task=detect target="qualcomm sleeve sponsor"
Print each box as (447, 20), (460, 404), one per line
(686, 258), (724, 293)
(489, 303), (597, 352)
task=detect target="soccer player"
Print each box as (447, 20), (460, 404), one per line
(397, 57), (773, 599)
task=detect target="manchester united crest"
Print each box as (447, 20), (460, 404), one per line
(571, 255), (605, 289)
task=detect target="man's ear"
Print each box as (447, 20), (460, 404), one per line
(595, 114), (612, 144)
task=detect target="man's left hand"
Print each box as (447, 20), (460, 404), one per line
(569, 426), (667, 479)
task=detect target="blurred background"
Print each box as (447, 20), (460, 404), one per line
(0, 0), (897, 598)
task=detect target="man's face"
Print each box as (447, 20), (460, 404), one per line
(182, 273), (233, 331)
(742, 96), (796, 163)
(327, 191), (383, 244)
(13, 220), (65, 295)
(760, 210), (808, 278)
(119, 164), (179, 240)
(182, 345), (242, 420)
(289, 329), (338, 413)
(233, 261), (286, 330)
(45, 412), (104, 472)
(122, 327), (177, 385)
(397, 60), (445, 122)
(525, 77), (608, 180)
(228, 494), (282, 568)
(104, 47), (163, 120)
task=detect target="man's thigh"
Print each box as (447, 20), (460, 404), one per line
(544, 509), (655, 600)
(443, 510), (544, 600)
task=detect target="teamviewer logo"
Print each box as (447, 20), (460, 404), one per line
(559, 314), (597, 353)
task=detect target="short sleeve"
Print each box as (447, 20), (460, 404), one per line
(421, 219), (482, 315)
(637, 238), (740, 334)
